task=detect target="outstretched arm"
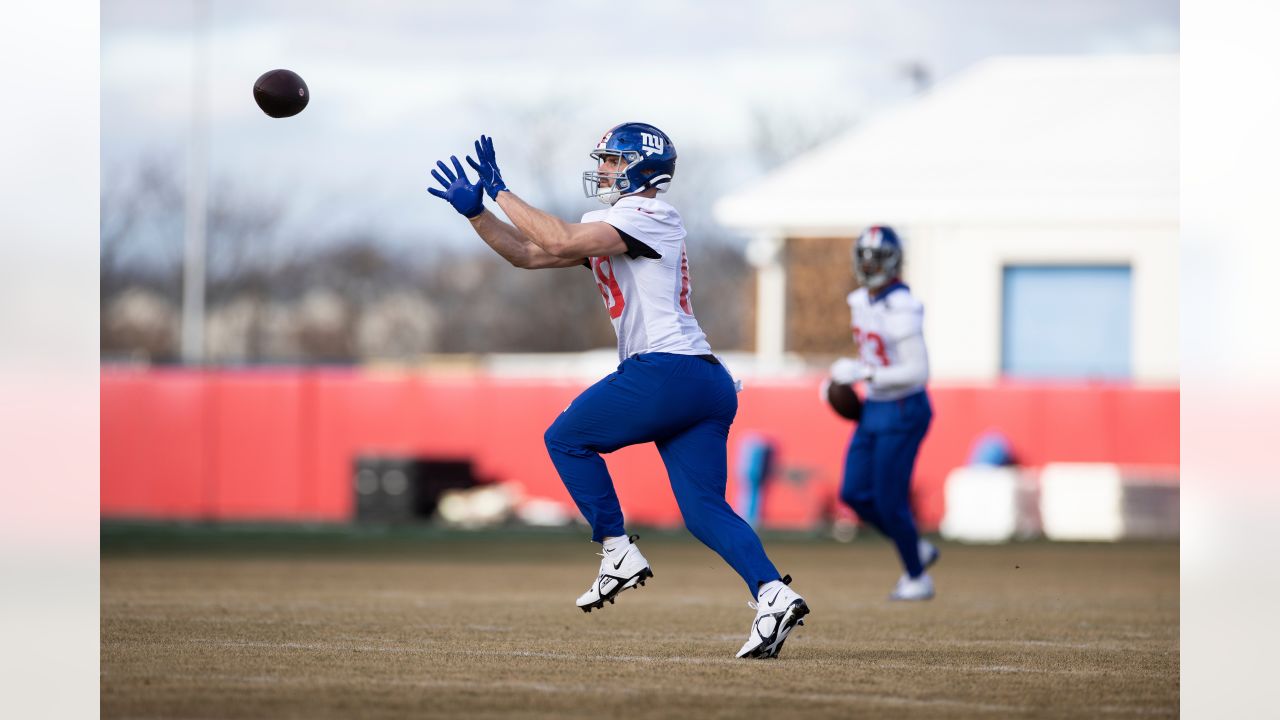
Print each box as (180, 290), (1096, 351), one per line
(468, 209), (585, 269)
(496, 192), (626, 259)
(427, 154), (581, 269)
(469, 134), (627, 259)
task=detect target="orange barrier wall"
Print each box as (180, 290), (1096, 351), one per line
(101, 368), (1179, 530)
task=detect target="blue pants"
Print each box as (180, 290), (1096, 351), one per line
(544, 352), (781, 594)
(839, 390), (933, 577)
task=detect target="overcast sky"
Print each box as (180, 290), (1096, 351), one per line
(101, 0), (1178, 251)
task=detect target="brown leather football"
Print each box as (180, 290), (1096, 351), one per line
(826, 380), (863, 421)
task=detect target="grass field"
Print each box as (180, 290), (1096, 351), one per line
(101, 525), (1178, 719)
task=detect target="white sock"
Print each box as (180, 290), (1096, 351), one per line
(757, 579), (785, 599)
(602, 535), (631, 553)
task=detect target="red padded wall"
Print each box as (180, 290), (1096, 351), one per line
(101, 368), (1179, 530)
(101, 369), (211, 518)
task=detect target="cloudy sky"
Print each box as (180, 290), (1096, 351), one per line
(101, 0), (1178, 250)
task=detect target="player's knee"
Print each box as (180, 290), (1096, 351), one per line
(840, 487), (872, 514)
(544, 419), (593, 458)
(543, 420), (570, 453)
(683, 516), (709, 543)
(875, 497), (913, 531)
(683, 511), (724, 547)
(675, 497), (720, 542)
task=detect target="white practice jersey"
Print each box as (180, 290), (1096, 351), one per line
(580, 196), (712, 362)
(848, 283), (929, 401)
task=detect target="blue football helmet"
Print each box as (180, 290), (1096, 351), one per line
(853, 225), (903, 290)
(582, 122), (677, 205)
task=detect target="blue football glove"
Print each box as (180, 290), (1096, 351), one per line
(465, 134), (508, 200)
(427, 155), (484, 218)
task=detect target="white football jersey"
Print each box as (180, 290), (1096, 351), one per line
(847, 283), (928, 401)
(580, 196), (712, 361)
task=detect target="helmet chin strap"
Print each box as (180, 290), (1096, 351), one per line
(597, 178), (650, 206)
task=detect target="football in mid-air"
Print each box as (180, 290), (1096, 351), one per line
(253, 69), (309, 118)
(825, 379), (863, 421)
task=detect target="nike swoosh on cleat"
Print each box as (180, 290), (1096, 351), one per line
(764, 616), (796, 656)
(612, 549), (631, 570)
(766, 587), (784, 606)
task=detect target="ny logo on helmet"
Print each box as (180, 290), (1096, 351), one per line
(640, 132), (665, 157)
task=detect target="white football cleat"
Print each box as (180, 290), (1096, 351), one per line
(737, 575), (810, 659)
(889, 572), (935, 601)
(576, 535), (653, 612)
(919, 538), (940, 569)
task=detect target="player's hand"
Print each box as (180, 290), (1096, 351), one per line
(466, 134), (508, 200)
(830, 357), (873, 384)
(427, 156), (485, 218)
(818, 377), (834, 403)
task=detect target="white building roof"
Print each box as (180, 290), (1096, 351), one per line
(714, 55), (1178, 232)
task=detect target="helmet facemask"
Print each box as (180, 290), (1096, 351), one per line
(583, 149), (642, 205)
(853, 245), (902, 290)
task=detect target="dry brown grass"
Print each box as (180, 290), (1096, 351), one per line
(102, 533), (1177, 719)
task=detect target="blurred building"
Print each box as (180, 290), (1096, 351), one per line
(716, 55), (1178, 383)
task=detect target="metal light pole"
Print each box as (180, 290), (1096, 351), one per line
(180, 0), (209, 364)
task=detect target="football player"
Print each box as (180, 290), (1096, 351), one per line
(428, 123), (808, 658)
(829, 226), (939, 600)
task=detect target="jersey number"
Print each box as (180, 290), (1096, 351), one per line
(853, 327), (890, 366)
(591, 257), (625, 319)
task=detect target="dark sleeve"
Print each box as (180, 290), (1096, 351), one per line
(607, 224), (662, 260)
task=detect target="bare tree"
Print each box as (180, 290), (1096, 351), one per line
(749, 105), (857, 173)
(100, 132), (765, 364)
(100, 154), (185, 361)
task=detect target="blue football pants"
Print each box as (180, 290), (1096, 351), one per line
(839, 390), (933, 578)
(544, 352), (781, 594)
